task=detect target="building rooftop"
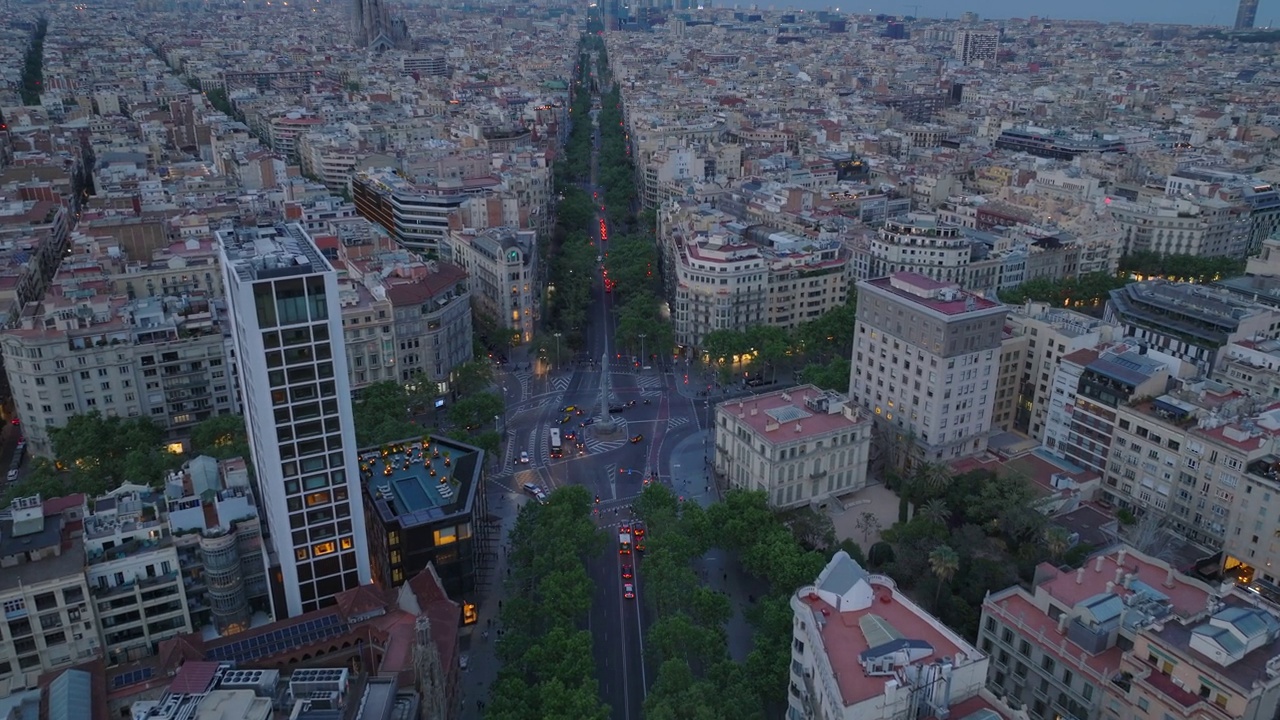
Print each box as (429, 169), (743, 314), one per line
(864, 272), (1004, 318)
(796, 552), (970, 707)
(718, 385), (865, 444)
(218, 223), (332, 282)
(1150, 593), (1280, 692)
(361, 436), (483, 528)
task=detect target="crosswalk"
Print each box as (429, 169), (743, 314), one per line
(667, 416), (691, 430)
(552, 376), (571, 391)
(635, 374), (665, 389)
(514, 372), (533, 401)
(587, 436), (628, 453)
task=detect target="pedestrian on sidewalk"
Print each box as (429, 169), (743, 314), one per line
(483, 630), (489, 641)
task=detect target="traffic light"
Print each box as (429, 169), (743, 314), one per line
(595, 495), (600, 504)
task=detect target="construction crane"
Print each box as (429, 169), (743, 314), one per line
(905, 4), (920, 19)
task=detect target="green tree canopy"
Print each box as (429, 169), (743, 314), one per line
(189, 414), (250, 460)
(351, 381), (420, 448)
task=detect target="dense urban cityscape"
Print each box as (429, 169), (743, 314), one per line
(0, 0), (1279, 719)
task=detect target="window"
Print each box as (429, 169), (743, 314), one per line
(1018, 639), (1031, 656)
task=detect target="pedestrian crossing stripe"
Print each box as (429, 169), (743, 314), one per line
(552, 376), (571, 391)
(667, 416), (690, 429)
(586, 438), (627, 453)
(636, 375), (664, 388)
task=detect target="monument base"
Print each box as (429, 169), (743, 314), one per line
(591, 418), (623, 438)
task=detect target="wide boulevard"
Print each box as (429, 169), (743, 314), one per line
(486, 59), (715, 720)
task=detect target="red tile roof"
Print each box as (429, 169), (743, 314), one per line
(168, 661), (221, 694)
(803, 579), (964, 706)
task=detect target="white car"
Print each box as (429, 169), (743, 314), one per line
(519, 451), (530, 464)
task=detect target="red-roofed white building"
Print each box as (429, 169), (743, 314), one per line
(850, 272), (1009, 465)
(714, 385), (871, 509)
(790, 551), (994, 720)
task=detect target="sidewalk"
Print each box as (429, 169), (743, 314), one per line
(459, 486), (531, 718)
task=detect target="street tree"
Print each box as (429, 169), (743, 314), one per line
(446, 392), (505, 433)
(351, 381), (419, 447)
(46, 412), (180, 495)
(449, 359), (494, 397)
(189, 414), (249, 460)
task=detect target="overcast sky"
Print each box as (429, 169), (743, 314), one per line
(774, 0), (1278, 26)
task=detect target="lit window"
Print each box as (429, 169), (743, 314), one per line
(434, 527), (458, 546)
(295, 548), (308, 560)
(313, 541), (336, 556)
(305, 491), (331, 507)
(340, 536), (353, 550)
(388, 531), (400, 546)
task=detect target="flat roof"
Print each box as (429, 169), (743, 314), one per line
(863, 273), (1005, 318)
(717, 385), (864, 443)
(218, 223), (331, 282)
(0, 527), (83, 593)
(361, 436), (482, 528)
(802, 578), (963, 706)
(1151, 594), (1280, 691)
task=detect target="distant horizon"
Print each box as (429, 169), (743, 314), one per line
(726, 0), (1278, 27)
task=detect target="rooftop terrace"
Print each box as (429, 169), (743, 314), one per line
(361, 437), (482, 528)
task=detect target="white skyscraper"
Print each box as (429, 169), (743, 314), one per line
(218, 223), (371, 616)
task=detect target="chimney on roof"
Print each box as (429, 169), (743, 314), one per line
(1076, 568), (1084, 585)
(1115, 568), (1124, 585)
(1106, 581), (1115, 594)
(750, 405), (758, 416)
(1117, 549), (1127, 566)
(1123, 573), (1134, 590)
(795, 423), (802, 433)
(1095, 556), (1105, 573)
(1164, 567), (1176, 589)
(1057, 614), (1068, 635)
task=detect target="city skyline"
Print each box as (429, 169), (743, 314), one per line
(776, 0), (1278, 26)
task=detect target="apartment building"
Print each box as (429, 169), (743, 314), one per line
(1, 281), (236, 457)
(83, 483), (191, 664)
(993, 330), (1029, 433)
(849, 272), (1009, 463)
(385, 262), (472, 386)
(1105, 281), (1280, 376)
(1006, 302), (1116, 439)
(167, 456), (270, 636)
(1213, 339), (1280, 400)
(979, 545), (1280, 720)
(953, 29), (999, 65)
(352, 169), (504, 253)
(869, 214), (973, 286)
(1042, 344), (1171, 478)
(789, 551), (993, 720)
(443, 226), (536, 345)
(673, 233), (768, 351)
(1108, 195), (1248, 259)
(669, 226), (850, 350)
(218, 222), (372, 617)
(0, 495), (97, 686)
(714, 387), (871, 510)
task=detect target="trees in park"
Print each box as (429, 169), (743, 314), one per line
(189, 414), (250, 461)
(5, 412), (182, 503)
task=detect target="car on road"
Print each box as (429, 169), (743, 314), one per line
(562, 405), (577, 413)
(609, 405), (625, 413)
(623, 582), (636, 600)
(621, 564), (633, 580)
(522, 483), (548, 504)
(6, 469), (17, 483)
(620, 524), (632, 534)
(576, 441), (586, 455)
(519, 451), (529, 464)
(560, 415), (573, 424)
(576, 408), (586, 415)
(625, 400), (637, 408)
(630, 434), (643, 444)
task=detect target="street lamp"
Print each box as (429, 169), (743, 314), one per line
(638, 333), (647, 368)
(553, 332), (563, 370)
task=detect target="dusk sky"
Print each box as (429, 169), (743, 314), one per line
(776, 0), (1279, 26)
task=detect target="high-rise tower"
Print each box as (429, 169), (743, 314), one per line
(1235, 0), (1259, 30)
(218, 223), (371, 617)
(353, 0), (411, 51)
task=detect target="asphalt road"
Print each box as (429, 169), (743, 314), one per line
(481, 62), (715, 720)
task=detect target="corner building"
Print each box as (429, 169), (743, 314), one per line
(217, 223), (371, 617)
(849, 272), (1008, 464)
